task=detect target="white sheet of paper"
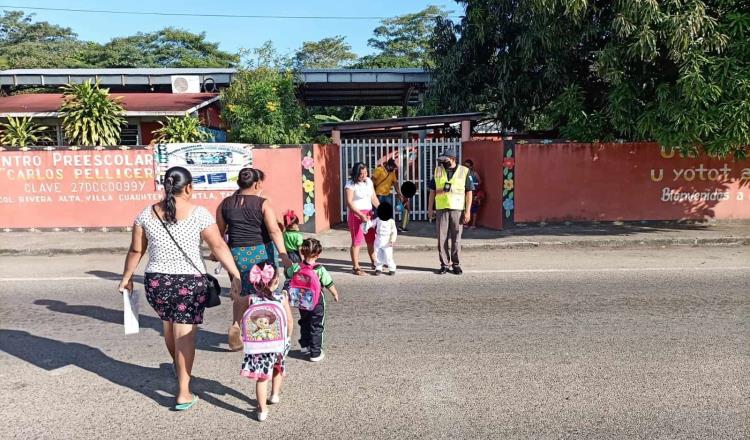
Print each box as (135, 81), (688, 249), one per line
(122, 289), (140, 335)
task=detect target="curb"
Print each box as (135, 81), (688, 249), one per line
(2, 236), (748, 256)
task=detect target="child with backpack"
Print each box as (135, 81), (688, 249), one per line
(362, 201), (398, 275)
(285, 238), (339, 362)
(281, 210), (303, 263)
(240, 262), (294, 422)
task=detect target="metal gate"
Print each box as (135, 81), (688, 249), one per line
(340, 138), (462, 220)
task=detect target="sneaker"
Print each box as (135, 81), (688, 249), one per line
(310, 352), (325, 362)
(374, 270), (382, 276)
(453, 266), (463, 275)
(268, 395), (280, 404)
(300, 347), (310, 356)
(387, 270), (396, 276)
(436, 267), (449, 275)
(257, 411), (268, 422)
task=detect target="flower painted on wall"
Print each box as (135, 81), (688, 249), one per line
(301, 156), (314, 170)
(503, 179), (514, 190)
(503, 198), (515, 212)
(302, 179), (315, 194)
(502, 157), (515, 169)
(303, 202), (315, 217)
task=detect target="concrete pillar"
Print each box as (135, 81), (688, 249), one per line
(331, 129), (341, 146)
(461, 120), (471, 142)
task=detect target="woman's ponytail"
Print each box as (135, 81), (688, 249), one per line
(161, 167), (192, 223)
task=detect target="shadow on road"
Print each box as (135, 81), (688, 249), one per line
(33, 299), (231, 353)
(317, 257), (436, 274)
(0, 329), (254, 415)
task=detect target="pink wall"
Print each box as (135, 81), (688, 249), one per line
(462, 140), (504, 229)
(252, 147), (303, 225)
(515, 142), (750, 222)
(314, 144), (341, 231)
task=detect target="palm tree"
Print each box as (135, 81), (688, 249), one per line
(59, 80), (126, 146)
(152, 116), (210, 143)
(0, 116), (52, 147)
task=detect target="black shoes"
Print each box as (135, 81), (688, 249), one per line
(437, 267), (449, 275)
(453, 266), (463, 275)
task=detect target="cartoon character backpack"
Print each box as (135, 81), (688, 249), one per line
(242, 296), (287, 354)
(287, 262), (322, 311)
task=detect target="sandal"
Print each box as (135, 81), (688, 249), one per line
(352, 267), (365, 276)
(175, 394), (199, 411)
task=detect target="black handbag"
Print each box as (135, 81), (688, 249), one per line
(152, 206), (221, 308)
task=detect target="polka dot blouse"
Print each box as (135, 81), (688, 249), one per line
(135, 205), (215, 275)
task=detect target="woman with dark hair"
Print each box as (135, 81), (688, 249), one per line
(217, 167), (292, 350)
(118, 166), (242, 411)
(345, 162), (380, 275)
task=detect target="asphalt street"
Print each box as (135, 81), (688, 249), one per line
(1, 247), (748, 439)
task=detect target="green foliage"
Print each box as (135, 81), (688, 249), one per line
(294, 36), (357, 69)
(365, 5), (449, 68)
(430, 0), (750, 157)
(59, 80), (126, 146)
(0, 11), (238, 69)
(93, 28), (239, 68)
(0, 10), (95, 68)
(152, 116), (209, 143)
(0, 116), (52, 147)
(222, 67), (312, 144)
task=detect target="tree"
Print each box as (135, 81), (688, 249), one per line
(0, 116), (52, 146)
(0, 11), (96, 68)
(59, 80), (126, 146)
(94, 27), (239, 68)
(222, 67), (312, 144)
(430, 0), (750, 157)
(152, 116), (209, 143)
(294, 36), (357, 69)
(360, 5), (449, 68)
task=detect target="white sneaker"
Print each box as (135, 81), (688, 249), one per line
(310, 352), (325, 362)
(268, 395), (280, 404)
(257, 411), (268, 422)
(300, 347), (310, 355)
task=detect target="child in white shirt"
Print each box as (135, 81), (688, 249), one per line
(363, 201), (398, 275)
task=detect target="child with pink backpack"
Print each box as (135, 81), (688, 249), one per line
(285, 238), (339, 362)
(240, 262), (294, 422)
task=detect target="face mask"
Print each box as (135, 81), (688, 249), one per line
(441, 160), (452, 168)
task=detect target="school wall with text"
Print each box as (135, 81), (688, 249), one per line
(514, 142), (750, 222)
(0, 145), (338, 232)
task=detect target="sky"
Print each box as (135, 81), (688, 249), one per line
(4, 0), (461, 58)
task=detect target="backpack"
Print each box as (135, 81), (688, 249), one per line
(241, 296), (288, 355)
(287, 263), (322, 311)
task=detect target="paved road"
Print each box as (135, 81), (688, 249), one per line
(1, 248), (748, 439)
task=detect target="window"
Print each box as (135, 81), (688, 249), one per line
(120, 124), (140, 145)
(36, 125), (60, 146)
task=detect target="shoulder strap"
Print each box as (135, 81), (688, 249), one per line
(152, 205), (206, 274)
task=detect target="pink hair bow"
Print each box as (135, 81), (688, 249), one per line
(249, 264), (275, 285)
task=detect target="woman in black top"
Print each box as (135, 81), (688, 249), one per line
(217, 167), (292, 350)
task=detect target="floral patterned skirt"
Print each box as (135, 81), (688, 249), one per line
(144, 273), (207, 324)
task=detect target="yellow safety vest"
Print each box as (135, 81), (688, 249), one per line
(434, 165), (469, 210)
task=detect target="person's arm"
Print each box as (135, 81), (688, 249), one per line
(281, 294), (294, 338)
(215, 199), (227, 235)
(463, 172), (474, 224)
(262, 201), (293, 268)
(327, 285), (340, 302)
(389, 220), (398, 245)
(118, 223), (148, 294)
(201, 224), (242, 300)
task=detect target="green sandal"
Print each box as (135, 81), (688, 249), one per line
(175, 394), (199, 411)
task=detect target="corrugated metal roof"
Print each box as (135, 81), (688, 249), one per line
(0, 93), (220, 116)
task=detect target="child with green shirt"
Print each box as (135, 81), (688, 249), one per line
(284, 238), (339, 362)
(282, 210), (303, 263)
